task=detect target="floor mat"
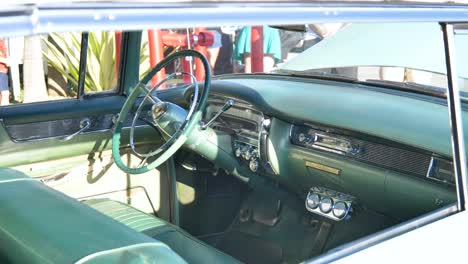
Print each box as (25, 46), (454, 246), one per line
(217, 231), (283, 264)
(201, 185), (322, 264)
(199, 180), (397, 264)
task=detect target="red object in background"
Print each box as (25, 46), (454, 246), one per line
(251, 26), (264, 73)
(194, 28), (207, 82)
(115, 30), (213, 88)
(160, 31), (213, 48)
(115, 31), (122, 75)
(147, 29), (213, 86)
(182, 57), (192, 84)
(148, 29), (166, 88)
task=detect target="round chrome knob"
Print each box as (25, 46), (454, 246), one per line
(319, 197), (333, 214)
(249, 159), (259, 172)
(235, 148), (242, 157)
(332, 201), (348, 219)
(306, 193), (320, 209)
(244, 150), (252, 160)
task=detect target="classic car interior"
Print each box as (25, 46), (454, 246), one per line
(0, 5), (465, 263)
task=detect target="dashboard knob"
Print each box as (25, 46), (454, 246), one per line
(251, 149), (259, 159)
(298, 133), (306, 143)
(235, 148), (242, 157)
(249, 159), (259, 172)
(306, 193), (320, 209)
(319, 197), (333, 214)
(244, 150), (252, 160)
(332, 201), (348, 219)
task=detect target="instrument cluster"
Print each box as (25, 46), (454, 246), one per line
(204, 94), (266, 174)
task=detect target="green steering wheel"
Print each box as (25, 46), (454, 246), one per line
(112, 49), (211, 174)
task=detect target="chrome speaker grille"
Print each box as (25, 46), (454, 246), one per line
(291, 124), (433, 178)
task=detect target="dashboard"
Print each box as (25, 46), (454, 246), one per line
(195, 76), (458, 221)
(290, 123), (455, 186)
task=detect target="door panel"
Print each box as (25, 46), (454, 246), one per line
(0, 94), (172, 219)
(0, 95), (161, 167)
(12, 149), (171, 218)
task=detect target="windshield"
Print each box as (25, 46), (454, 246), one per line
(133, 23), (465, 98)
(277, 22), (468, 96)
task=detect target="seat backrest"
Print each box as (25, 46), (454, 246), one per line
(0, 168), (185, 264)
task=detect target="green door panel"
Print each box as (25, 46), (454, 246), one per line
(0, 125), (159, 167)
(0, 95), (164, 167)
(268, 118), (455, 220)
(12, 149), (172, 219)
(0, 96), (126, 124)
(0, 94), (172, 221)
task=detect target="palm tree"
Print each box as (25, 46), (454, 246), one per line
(23, 35), (48, 103)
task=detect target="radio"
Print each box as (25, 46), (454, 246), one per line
(291, 126), (360, 155)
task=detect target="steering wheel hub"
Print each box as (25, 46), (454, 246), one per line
(152, 101), (167, 119)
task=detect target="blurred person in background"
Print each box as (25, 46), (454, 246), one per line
(0, 38), (9, 105)
(234, 26), (282, 73)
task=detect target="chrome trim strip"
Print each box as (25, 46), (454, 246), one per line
(425, 156), (436, 178)
(4, 4), (468, 38)
(442, 23), (468, 211)
(1, 118), (151, 143)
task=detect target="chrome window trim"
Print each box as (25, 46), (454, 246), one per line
(442, 23), (468, 211)
(3, 3), (468, 37)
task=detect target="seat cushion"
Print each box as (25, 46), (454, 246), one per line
(84, 198), (242, 264)
(0, 168), (185, 264)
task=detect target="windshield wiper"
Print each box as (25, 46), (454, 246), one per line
(362, 79), (446, 98)
(274, 69), (359, 83)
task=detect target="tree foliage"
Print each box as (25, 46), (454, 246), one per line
(43, 32), (150, 95)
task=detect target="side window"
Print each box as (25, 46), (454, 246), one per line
(84, 32), (118, 94)
(0, 31), (119, 106)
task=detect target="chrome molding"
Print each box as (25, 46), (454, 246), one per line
(442, 23), (468, 211)
(0, 116), (151, 143)
(4, 3), (468, 38)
